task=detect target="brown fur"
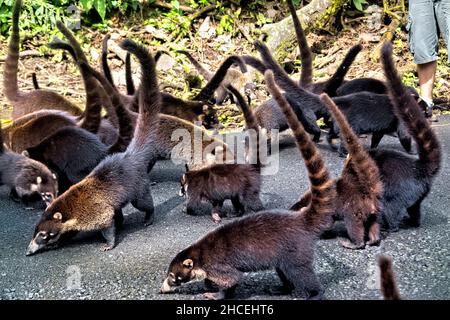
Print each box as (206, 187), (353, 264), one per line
(378, 255), (401, 300)
(161, 71), (335, 300)
(3, 0), (82, 119)
(179, 86), (263, 223)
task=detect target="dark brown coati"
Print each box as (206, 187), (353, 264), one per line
(367, 43), (441, 231)
(160, 70), (336, 300)
(26, 39), (160, 256)
(25, 62), (135, 194)
(0, 122), (58, 206)
(179, 85), (263, 223)
(291, 94), (383, 249)
(254, 40), (412, 156)
(178, 50), (256, 105)
(3, 0), (82, 120)
(378, 255), (401, 300)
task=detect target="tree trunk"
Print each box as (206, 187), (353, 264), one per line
(261, 0), (348, 61)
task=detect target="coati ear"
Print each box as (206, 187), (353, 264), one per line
(182, 259), (194, 269)
(53, 212), (62, 220)
(36, 176), (42, 184)
(22, 150), (30, 157)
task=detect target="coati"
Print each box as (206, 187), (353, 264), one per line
(3, 0), (82, 120)
(370, 43), (441, 231)
(26, 39), (160, 256)
(160, 70), (336, 300)
(179, 85), (263, 223)
(178, 50), (256, 105)
(291, 94), (383, 249)
(25, 61), (135, 194)
(254, 40), (412, 156)
(0, 122), (58, 206)
(378, 255), (401, 300)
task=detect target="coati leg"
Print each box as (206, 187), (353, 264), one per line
(9, 188), (21, 202)
(340, 215), (366, 250)
(114, 209), (124, 230)
(366, 217), (381, 246)
(131, 178), (155, 226)
(337, 141), (348, 158)
(101, 222), (116, 251)
(276, 267), (294, 293)
(245, 194), (264, 212)
(290, 191), (312, 211)
(278, 260), (323, 299)
(380, 203), (401, 232)
(231, 197), (245, 216)
(203, 267), (243, 300)
(397, 124), (412, 153)
(211, 200), (224, 224)
(405, 197), (424, 227)
(370, 132), (385, 149)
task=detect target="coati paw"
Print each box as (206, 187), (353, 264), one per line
(100, 245), (114, 252)
(211, 212), (222, 224)
(366, 238), (381, 247)
(203, 291), (224, 300)
(339, 239), (365, 250)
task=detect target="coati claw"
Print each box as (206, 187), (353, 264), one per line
(101, 245), (114, 252)
(339, 239), (365, 250)
(211, 212), (221, 224)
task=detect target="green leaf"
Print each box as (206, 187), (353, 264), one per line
(80, 0), (93, 12)
(94, 0), (106, 20)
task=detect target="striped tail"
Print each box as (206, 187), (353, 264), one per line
(193, 56), (247, 102)
(226, 85), (261, 168)
(322, 44), (363, 96)
(78, 62), (135, 153)
(287, 0), (312, 87)
(120, 40), (161, 158)
(49, 34), (102, 135)
(381, 43), (441, 178)
(178, 50), (213, 80)
(101, 34), (116, 89)
(56, 21), (88, 62)
(265, 70), (335, 233)
(3, 0), (22, 101)
(378, 255), (401, 300)
(32, 73), (40, 90)
(320, 93), (382, 197)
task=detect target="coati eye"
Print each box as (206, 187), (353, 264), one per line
(38, 231), (48, 240)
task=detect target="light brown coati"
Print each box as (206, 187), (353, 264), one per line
(3, 0), (82, 120)
(25, 39), (160, 256)
(0, 122), (58, 207)
(292, 94), (383, 249)
(179, 85), (263, 223)
(178, 50), (256, 105)
(25, 61), (135, 194)
(160, 70), (336, 300)
(378, 255), (401, 300)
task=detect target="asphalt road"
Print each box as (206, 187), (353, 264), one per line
(1, 116), (449, 300)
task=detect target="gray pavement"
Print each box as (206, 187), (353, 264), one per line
(1, 116), (449, 300)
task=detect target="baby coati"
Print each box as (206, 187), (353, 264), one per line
(178, 50), (256, 105)
(292, 94), (383, 249)
(254, 40), (412, 156)
(25, 62), (135, 194)
(0, 122), (58, 206)
(3, 0), (82, 120)
(378, 255), (401, 300)
(367, 43), (441, 231)
(26, 39), (160, 256)
(179, 85), (263, 223)
(160, 70), (335, 300)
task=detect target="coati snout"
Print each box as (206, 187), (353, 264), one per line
(26, 212), (63, 256)
(161, 258), (205, 294)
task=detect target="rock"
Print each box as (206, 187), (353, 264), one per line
(156, 54), (176, 71)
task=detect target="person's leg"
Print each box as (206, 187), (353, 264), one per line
(434, 0), (450, 64)
(408, 0), (439, 120)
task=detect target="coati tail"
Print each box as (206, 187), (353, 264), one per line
(381, 43), (441, 177)
(320, 93), (382, 196)
(241, 55), (268, 75)
(265, 70), (335, 232)
(3, 0), (22, 101)
(101, 34), (116, 89)
(120, 39), (161, 155)
(322, 44), (363, 96)
(56, 21), (88, 62)
(32, 73), (40, 90)
(48, 37), (78, 62)
(287, 0), (312, 87)
(378, 255), (401, 300)
(227, 85), (260, 167)
(193, 56), (247, 102)
(0, 122), (4, 154)
(79, 62), (135, 153)
(178, 50), (213, 80)
(125, 52), (135, 95)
